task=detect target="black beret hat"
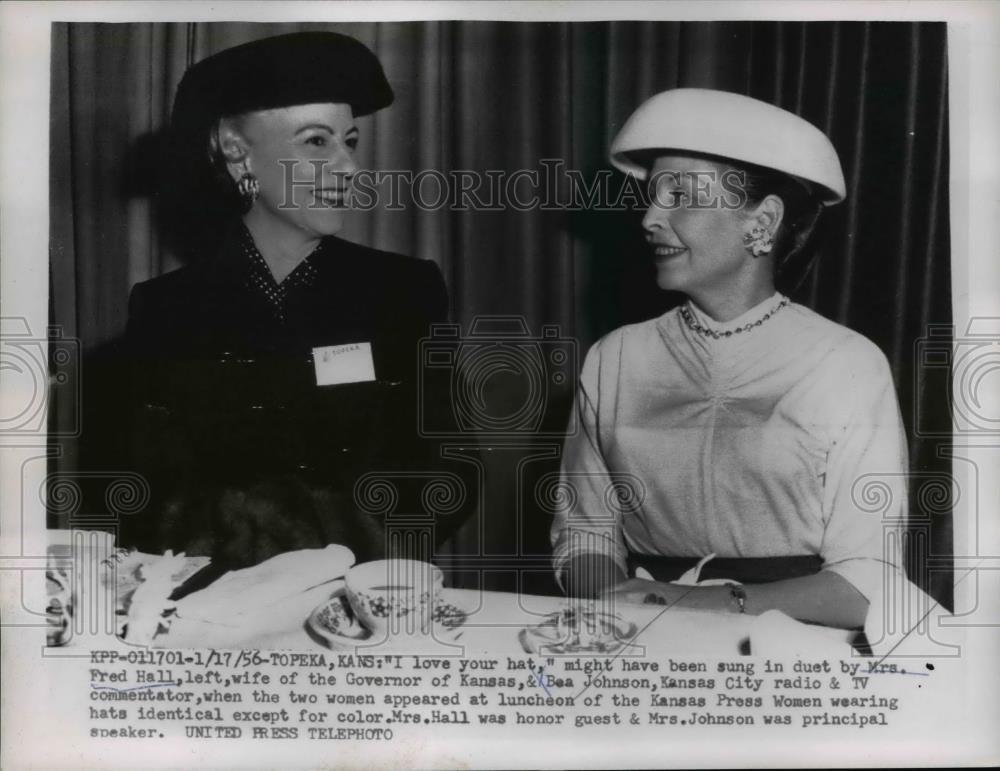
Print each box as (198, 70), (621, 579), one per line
(171, 31), (393, 135)
(161, 32), (392, 259)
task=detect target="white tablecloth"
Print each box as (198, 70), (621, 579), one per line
(45, 530), (855, 656)
(159, 582), (855, 656)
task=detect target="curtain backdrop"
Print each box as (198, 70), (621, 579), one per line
(50, 21), (952, 606)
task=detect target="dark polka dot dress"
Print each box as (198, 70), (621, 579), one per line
(239, 226), (321, 324)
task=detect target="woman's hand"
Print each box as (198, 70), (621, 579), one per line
(603, 572), (870, 629)
(602, 578), (735, 613)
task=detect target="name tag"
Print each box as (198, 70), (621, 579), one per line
(312, 342), (376, 386)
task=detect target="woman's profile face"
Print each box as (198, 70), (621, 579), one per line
(642, 155), (756, 296)
(235, 102), (359, 239)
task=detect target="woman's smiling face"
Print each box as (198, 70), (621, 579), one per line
(642, 154), (755, 296)
(233, 102), (359, 238)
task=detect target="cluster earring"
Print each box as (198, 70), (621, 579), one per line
(236, 172), (260, 207)
(743, 225), (774, 258)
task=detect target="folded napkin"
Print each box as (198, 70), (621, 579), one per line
(125, 550), (193, 645)
(175, 544), (355, 625)
(110, 550), (211, 604)
(634, 553), (739, 587)
(668, 553), (740, 587)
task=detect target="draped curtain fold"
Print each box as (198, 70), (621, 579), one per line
(50, 20), (952, 606)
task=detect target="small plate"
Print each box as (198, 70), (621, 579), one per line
(519, 605), (638, 654)
(307, 584), (468, 650)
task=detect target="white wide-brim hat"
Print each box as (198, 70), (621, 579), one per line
(610, 88), (846, 205)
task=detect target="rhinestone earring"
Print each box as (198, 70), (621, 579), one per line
(743, 225), (774, 258)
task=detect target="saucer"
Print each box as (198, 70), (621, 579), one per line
(307, 584), (468, 650)
(519, 606), (638, 654)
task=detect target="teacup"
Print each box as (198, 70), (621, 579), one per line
(343, 559), (443, 637)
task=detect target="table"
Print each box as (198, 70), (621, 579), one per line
(158, 581), (855, 656)
(46, 530), (856, 656)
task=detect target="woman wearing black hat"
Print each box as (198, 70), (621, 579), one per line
(551, 89), (910, 630)
(120, 32), (456, 569)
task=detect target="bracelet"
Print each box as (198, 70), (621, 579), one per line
(729, 585), (747, 614)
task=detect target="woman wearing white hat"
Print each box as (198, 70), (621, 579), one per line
(551, 89), (908, 629)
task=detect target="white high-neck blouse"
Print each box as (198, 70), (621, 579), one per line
(551, 294), (908, 602)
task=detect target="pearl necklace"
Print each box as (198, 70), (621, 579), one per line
(679, 297), (790, 340)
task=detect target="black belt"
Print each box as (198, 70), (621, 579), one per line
(627, 554), (823, 584)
